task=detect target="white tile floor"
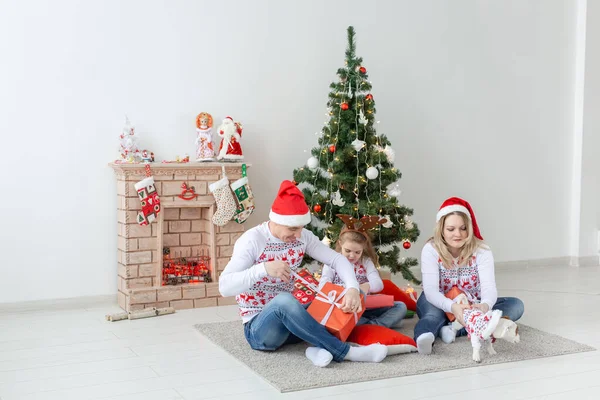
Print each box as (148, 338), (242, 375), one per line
(0, 264), (598, 400)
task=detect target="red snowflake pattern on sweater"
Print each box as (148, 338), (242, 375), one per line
(332, 261), (369, 285)
(235, 237), (306, 320)
(463, 308), (492, 340)
(438, 255), (481, 301)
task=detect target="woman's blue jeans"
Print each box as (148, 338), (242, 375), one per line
(243, 292), (350, 362)
(413, 292), (524, 341)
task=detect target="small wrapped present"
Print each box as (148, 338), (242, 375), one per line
(307, 282), (365, 342)
(292, 268), (319, 305)
(365, 294), (394, 309)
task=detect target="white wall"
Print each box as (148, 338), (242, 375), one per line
(578, 0), (600, 259)
(0, 0), (583, 303)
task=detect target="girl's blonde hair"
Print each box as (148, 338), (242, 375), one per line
(432, 211), (487, 269)
(336, 227), (380, 268)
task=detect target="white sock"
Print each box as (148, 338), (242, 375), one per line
(440, 325), (456, 344)
(305, 347), (333, 367)
(344, 343), (388, 362)
(416, 332), (435, 355)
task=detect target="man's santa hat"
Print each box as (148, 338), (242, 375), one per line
(269, 180), (311, 227)
(436, 197), (483, 240)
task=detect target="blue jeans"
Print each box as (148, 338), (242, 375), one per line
(243, 292), (350, 362)
(413, 292), (524, 341)
(358, 301), (407, 328)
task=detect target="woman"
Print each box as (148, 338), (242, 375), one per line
(414, 197), (524, 354)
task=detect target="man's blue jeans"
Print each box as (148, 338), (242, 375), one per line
(244, 292), (350, 362)
(413, 292), (525, 341)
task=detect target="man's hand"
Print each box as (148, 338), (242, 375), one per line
(341, 288), (363, 313)
(451, 302), (471, 326)
(264, 260), (290, 282)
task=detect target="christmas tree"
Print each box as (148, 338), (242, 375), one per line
(292, 26), (421, 283)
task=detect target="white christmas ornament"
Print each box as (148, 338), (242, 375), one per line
(381, 215), (393, 228)
(359, 109), (368, 125)
(322, 236), (331, 246)
(383, 146), (395, 163)
(351, 139), (366, 152)
(307, 156), (319, 170)
(386, 180), (402, 198)
(331, 190), (345, 206)
(366, 167), (379, 180)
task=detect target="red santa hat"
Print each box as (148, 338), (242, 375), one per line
(224, 116), (242, 135)
(436, 197), (483, 240)
(269, 180), (311, 227)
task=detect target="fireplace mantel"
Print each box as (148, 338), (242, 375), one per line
(109, 162), (250, 312)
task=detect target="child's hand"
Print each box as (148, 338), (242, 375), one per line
(359, 283), (370, 295)
(265, 260), (290, 282)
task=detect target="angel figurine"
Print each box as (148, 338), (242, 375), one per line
(195, 112), (215, 162)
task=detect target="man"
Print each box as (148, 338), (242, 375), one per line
(219, 180), (388, 367)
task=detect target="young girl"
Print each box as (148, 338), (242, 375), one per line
(320, 216), (407, 328)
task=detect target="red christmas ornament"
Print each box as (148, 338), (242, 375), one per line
(328, 144), (336, 153)
(403, 241), (411, 249)
(365, 93), (374, 101)
(313, 204), (322, 213)
(359, 66), (367, 74)
(340, 102), (349, 110)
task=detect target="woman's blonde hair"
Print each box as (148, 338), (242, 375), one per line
(336, 228), (380, 268)
(432, 211), (487, 269)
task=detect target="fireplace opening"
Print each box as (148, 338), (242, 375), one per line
(162, 247), (212, 285)
(157, 204), (216, 287)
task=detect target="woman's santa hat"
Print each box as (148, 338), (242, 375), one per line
(269, 180), (311, 227)
(436, 197), (483, 240)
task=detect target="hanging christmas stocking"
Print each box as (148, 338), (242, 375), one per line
(209, 168), (237, 226)
(135, 164), (161, 225)
(230, 164), (255, 224)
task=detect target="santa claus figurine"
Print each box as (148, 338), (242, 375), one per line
(216, 116), (244, 161)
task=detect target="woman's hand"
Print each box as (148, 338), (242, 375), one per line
(471, 303), (490, 313)
(341, 288), (363, 313)
(451, 303), (471, 326)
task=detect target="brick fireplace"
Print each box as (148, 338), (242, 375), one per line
(109, 162), (248, 312)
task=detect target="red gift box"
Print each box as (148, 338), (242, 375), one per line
(292, 269), (319, 305)
(365, 294), (395, 309)
(307, 282), (365, 342)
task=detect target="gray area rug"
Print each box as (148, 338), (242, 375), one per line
(194, 318), (595, 393)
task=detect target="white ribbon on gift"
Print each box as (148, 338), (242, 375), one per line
(291, 270), (359, 326)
